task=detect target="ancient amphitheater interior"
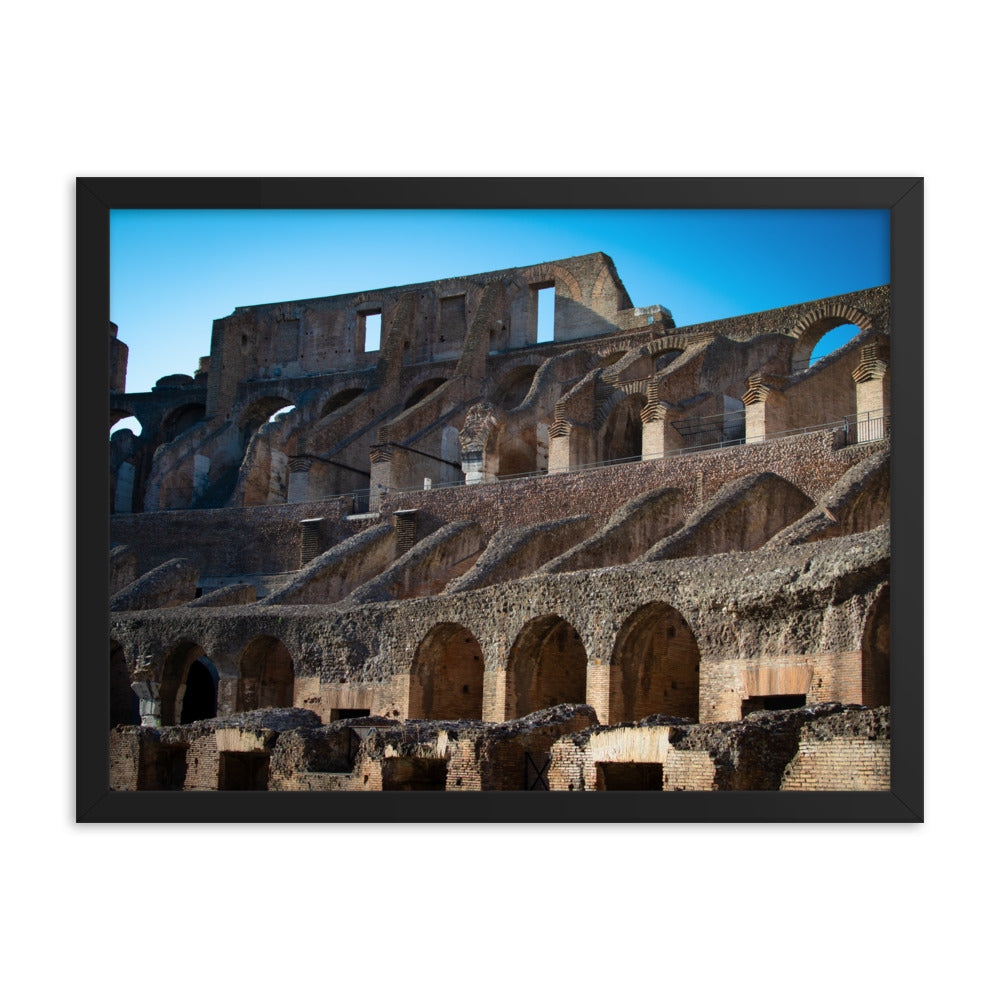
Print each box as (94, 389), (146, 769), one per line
(106, 250), (892, 796)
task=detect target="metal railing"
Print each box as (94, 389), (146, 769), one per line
(114, 410), (888, 517)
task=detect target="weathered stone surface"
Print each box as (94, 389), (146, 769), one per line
(110, 558), (200, 612)
(107, 253), (892, 792)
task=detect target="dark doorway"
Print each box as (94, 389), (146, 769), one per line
(381, 757), (448, 790)
(741, 694), (807, 717)
(330, 708), (371, 721)
(597, 762), (663, 790)
(151, 745), (188, 791)
(218, 752), (270, 790)
(180, 658), (218, 723)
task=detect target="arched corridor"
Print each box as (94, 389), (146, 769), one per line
(862, 588), (890, 707)
(237, 635), (295, 711)
(601, 394), (645, 463)
(409, 623), (485, 720)
(507, 615), (588, 718)
(160, 641), (217, 725)
(609, 603), (700, 723)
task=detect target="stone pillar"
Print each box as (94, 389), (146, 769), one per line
(482, 669), (508, 722)
(742, 375), (790, 444)
(462, 449), (486, 485)
(547, 424), (589, 474)
(192, 453), (211, 502)
(267, 449), (288, 504)
(114, 463), (135, 513)
(369, 443), (395, 510)
(852, 348), (890, 442)
(287, 457), (312, 503)
(640, 395), (684, 461)
(586, 659), (612, 725)
(131, 679), (161, 728)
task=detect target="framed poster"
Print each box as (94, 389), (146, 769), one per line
(79, 177), (922, 821)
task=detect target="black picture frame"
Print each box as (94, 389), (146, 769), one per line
(79, 177), (923, 822)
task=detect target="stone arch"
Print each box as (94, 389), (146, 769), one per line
(598, 350), (627, 367)
(408, 623), (485, 721)
(652, 348), (683, 372)
(609, 603), (701, 723)
(237, 635), (295, 711)
(320, 385), (365, 419)
(237, 394), (295, 447)
(491, 365), (540, 411)
(110, 638), (139, 727)
(789, 306), (873, 370)
(160, 639), (217, 726)
(404, 378), (448, 411)
(507, 614), (588, 719)
(600, 392), (647, 463)
(549, 264), (583, 304)
(495, 427), (538, 478)
(161, 403), (206, 444)
(110, 407), (141, 434)
(861, 587), (890, 707)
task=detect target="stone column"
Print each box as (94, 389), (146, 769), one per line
(369, 442), (395, 510)
(131, 678), (161, 728)
(586, 659), (612, 725)
(287, 457), (312, 503)
(640, 393), (683, 461)
(547, 424), (590, 474)
(482, 669), (508, 723)
(742, 375), (790, 444)
(852, 347), (890, 442)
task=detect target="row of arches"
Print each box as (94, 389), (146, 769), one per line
(110, 634), (296, 728)
(410, 604), (703, 724)
(112, 597), (889, 730)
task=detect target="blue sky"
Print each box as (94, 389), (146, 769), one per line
(111, 208), (889, 400)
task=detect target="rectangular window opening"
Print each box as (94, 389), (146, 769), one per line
(535, 285), (555, 343)
(362, 311), (382, 353)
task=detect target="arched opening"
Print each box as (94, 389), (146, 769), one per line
(110, 414), (142, 439)
(268, 405), (296, 423)
(404, 378), (447, 411)
(493, 366), (539, 411)
(161, 403), (206, 443)
(238, 395), (294, 448)
(861, 587), (890, 707)
(601, 394), (646, 464)
(180, 658), (219, 723)
(496, 427), (538, 478)
(238, 635), (295, 711)
(409, 623), (485, 721)
(610, 603), (700, 723)
(110, 639), (139, 727)
(320, 386), (364, 419)
(159, 640), (216, 726)
(790, 314), (867, 372)
(599, 351), (627, 367)
(508, 615), (588, 719)
(653, 349), (682, 372)
(809, 323), (862, 366)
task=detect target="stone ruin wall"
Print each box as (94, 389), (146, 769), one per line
(107, 253), (893, 794)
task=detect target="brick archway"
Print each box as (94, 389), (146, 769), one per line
(507, 614), (588, 719)
(409, 623), (485, 721)
(609, 603), (700, 723)
(862, 587), (890, 707)
(237, 635), (295, 712)
(789, 306), (873, 370)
